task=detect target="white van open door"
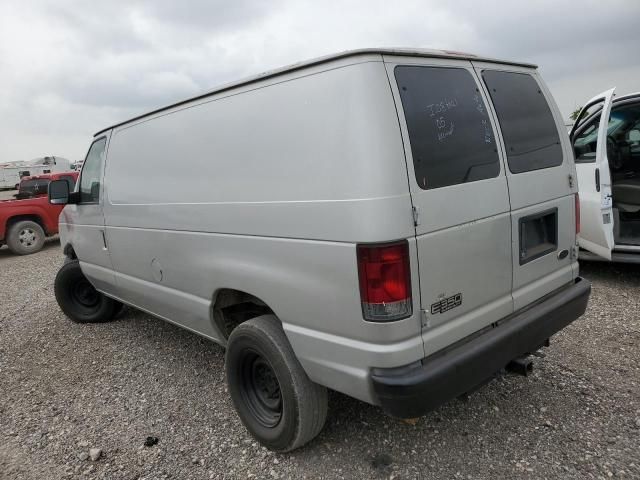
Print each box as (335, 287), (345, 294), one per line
(570, 88), (616, 260)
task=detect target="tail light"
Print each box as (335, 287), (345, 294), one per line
(574, 193), (581, 235)
(356, 240), (412, 322)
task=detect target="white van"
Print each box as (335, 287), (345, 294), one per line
(571, 90), (640, 263)
(49, 49), (591, 452)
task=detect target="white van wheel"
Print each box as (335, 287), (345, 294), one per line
(225, 315), (328, 452)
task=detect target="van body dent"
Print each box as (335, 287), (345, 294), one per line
(52, 49), (590, 451)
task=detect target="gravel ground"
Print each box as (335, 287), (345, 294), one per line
(0, 244), (639, 479)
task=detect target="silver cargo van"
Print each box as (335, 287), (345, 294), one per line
(49, 48), (591, 452)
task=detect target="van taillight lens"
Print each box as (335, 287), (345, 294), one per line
(574, 193), (581, 235)
(357, 241), (412, 322)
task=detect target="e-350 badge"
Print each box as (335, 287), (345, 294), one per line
(430, 293), (463, 315)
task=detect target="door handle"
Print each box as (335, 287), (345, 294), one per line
(595, 168), (600, 192)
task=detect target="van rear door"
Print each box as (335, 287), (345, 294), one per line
(570, 89), (616, 260)
(475, 63), (578, 311)
(384, 56), (514, 356)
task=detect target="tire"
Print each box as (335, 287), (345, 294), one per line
(225, 315), (328, 452)
(54, 260), (122, 323)
(6, 220), (45, 255)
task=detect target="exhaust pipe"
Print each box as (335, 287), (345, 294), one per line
(506, 355), (533, 376)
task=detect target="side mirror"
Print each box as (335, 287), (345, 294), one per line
(48, 179), (70, 205)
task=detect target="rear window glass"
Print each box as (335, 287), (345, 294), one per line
(482, 71), (563, 173)
(20, 179), (50, 191)
(395, 66), (500, 190)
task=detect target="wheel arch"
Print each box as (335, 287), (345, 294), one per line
(6, 214), (47, 234)
(62, 243), (77, 260)
(211, 288), (275, 340)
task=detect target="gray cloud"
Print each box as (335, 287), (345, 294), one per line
(136, 0), (278, 31)
(1, 0), (639, 161)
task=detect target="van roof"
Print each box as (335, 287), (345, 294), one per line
(94, 48), (537, 136)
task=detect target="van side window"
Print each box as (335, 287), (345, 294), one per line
(395, 66), (500, 190)
(80, 138), (107, 203)
(572, 113), (601, 163)
(573, 106), (633, 164)
(482, 71), (563, 173)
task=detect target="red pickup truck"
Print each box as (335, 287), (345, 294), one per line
(0, 172), (78, 255)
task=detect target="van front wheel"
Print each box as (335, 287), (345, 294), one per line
(54, 260), (122, 323)
(225, 315), (328, 452)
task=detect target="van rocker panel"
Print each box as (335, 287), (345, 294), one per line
(370, 277), (591, 418)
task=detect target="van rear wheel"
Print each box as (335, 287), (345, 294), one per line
(6, 220), (45, 255)
(225, 315), (328, 452)
(54, 260), (122, 323)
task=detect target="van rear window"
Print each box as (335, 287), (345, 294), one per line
(395, 66), (500, 190)
(481, 71), (563, 174)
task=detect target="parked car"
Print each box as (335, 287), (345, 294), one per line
(0, 194), (69, 255)
(49, 48), (591, 452)
(15, 172), (79, 200)
(571, 90), (640, 263)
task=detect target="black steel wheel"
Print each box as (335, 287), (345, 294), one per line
(225, 315), (328, 452)
(71, 278), (100, 309)
(54, 259), (122, 323)
(239, 350), (283, 428)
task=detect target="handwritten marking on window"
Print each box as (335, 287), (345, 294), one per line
(437, 121), (455, 142)
(473, 94), (485, 115)
(426, 98), (458, 117)
(482, 119), (492, 144)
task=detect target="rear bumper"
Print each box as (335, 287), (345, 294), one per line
(371, 277), (591, 418)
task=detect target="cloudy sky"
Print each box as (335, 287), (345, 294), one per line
(1, 0), (639, 162)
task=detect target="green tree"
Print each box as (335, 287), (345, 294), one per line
(570, 106), (582, 121)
